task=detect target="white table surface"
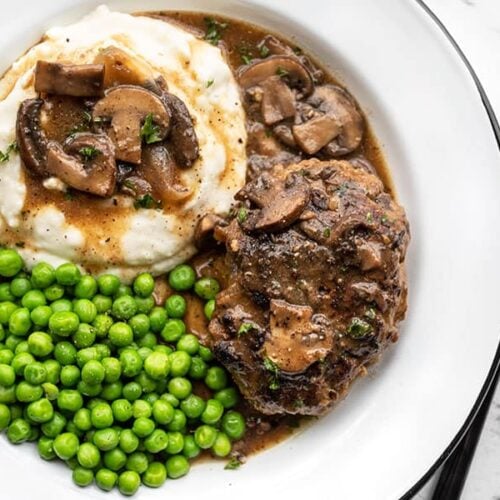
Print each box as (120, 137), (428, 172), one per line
(414, 1), (500, 499)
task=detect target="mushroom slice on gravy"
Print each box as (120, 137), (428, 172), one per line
(265, 299), (333, 373)
(46, 133), (116, 197)
(260, 76), (296, 125)
(34, 61), (104, 97)
(93, 85), (171, 164)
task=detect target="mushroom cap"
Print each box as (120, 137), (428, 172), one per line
(93, 85), (171, 164)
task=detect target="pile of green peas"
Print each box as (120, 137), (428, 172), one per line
(0, 249), (245, 496)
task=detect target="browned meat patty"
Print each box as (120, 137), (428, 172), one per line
(207, 159), (409, 416)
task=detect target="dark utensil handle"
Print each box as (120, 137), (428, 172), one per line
(431, 367), (500, 500)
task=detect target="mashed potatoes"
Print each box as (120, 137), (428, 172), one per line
(0, 6), (246, 281)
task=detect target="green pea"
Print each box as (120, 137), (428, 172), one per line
(81, 360), (105, 386)
(166, 431), (184, 454)
(100, 381), (123, 401)
(118, 470), (141, 496)
(9, 307), (32, 336)
(60, 365), (80, 387)
(133, 273), (155, 298)
(143, 462), (167, 488)
(115, 284), (132, 298)
(149, 307), (167, 333)
(198, 345), (214, 362)
(168, 377), (192, 400)
(55, 263), (81, 286)
(73, 408), (92, 432)
(132, 417), (155, 437)
(104, 447), (127, 471)
(143, 428), (168, 454)
(54, 341), (77, 365)
(12, 352), (35, 375)
(92, 294), (112, 314)
(21, 290), (46, 311)
(72, 324), (96, 349)
(10, 277), (32, 298)
(95, 468), (118, 491)
(154, 344), (172, 356)
(97, 274), (121, 296)
(0, 363), (15, 386)
(169, 351), (191, 377)
(76, 347), (98, 368)
(24, 361), (47, 385)
(93, 427), (119, 451)
(74, 275), (97, 299)
(180, 394), (206, 419)
(43, 359), (61, 383)
(91, 402), (114, 429)
(53, 432), (79, 460)
(109, 322), (133, 347)
(168, 264), (196, 291)
(136, 332), (158, 349)
(49, 311), (79, 337)
(134, 371), (157, 393)
(77, 442), (101, 469)
(28, 331), (53, 357)
(15, 340), (30, 354)
(125, 451), (149, 474)
(188, 356), (208, 380)
(73, 299), (97, 324)
(120, 349), (143, 377)
(50, 298), (72, 313)
(37, 435), (56, 460)
(31, 262), (55, 289)
(167, 409), (187, 432)
(27, 398), (54, 423)
(0, 301), (18, 325)
(41, 382), (59, 400)
(132, 399), (151, 419)
(57, 389), (83, 413)
(222, 410), (246, 440)
(160, 393), (179, 408)
(112, 296), (137, 321)
(72, 466), (94, 487)
(161, 319), (186, 343)
(165, 294), (186, 318)
(194, 277), (220, 300)
(110, 398), (132, 422)
(7, 418), (31, 444)
(30, 306), (52, 328)
(144, 351), (170, 380)
(166, 455), (190, 479)
(0, 349), (14, 365)
(128, 314), (150, 339)
(204, 299), (215, 320)
(101, 357), (121, 383)
(119, 428), (139, 454)
(0, 283), (15, 302)
(177, 333), (200, 355)
(194, 424), (217, 449)
(44, 284), (65, 301)
(0, 249), (23, 277)
(137, 347), (153, 361)
(0, 403), (11, 430)
(205, 366), (228, 391)
(134, 296), (155, 314)
(93, 314), (113, 338)
(152, 399), (174, 425)
(212, 431), (232, 457)
(183, 435), (201, 459)
(122, 381), (142, 402)
(40, 412), (66, 439)
(16, 381), (43, 402)
(214, 387), (239, 409)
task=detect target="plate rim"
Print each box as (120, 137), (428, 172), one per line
(402, 1), (500, 498)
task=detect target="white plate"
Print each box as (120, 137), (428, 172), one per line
(1, 1), (500, 499)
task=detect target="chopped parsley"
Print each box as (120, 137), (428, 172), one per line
(204, 17), (228, 45)
(140, 113), (162, 144)
(241, 54), (252, 65)
(237, 207), (248, 224)
(238, 322), (256, 336)
(82, 110), (93, 125)
(364, 307), (377, 320)
(78, 146), (100, 162)
(366, 212), (373, 222)
(276, 66), (289, 77)
(224, 457), (242, 470)
(263, 357), (280, 390)
(347, 317), (373, 339)
(381, 214), (390, 224)
(206, 79), (215, 88)
(0, 141), (18, 163)
(259, 45), (270, 58)
(134, 194), (162, 210)
(323, 227), (331, 238)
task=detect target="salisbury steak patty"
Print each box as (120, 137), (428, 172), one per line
(208, 159), (409, 415)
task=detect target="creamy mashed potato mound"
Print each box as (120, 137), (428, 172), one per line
(0, 6), (246, 280)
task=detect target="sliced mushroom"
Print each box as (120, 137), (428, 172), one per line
(238, 55), (314, 97)
(138, 144), (191, 203)
(356, 239), (383, 271)
(265, 299), (333, 373)
(160, 93), (199, 168)
(292, 115), (341, 155)
(34, 61), (104, 97)
(16, 98), (48, 175)
(120, 176), (152, 198)
(295, 85), (363, 157)
(94, 46), (161, 92)
(237, 169), (310, 232)
(93, 85), (171, 164)
(194, 213), (224, 250)
(45, 133), (116, 197)
(260, 76), (296, 125)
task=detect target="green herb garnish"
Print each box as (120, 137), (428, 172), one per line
(276, 66), (289, 77)
(0, 142), (18, 163)
(347, 317), (373, 339)
(237, 207), (248, 224)
(323, 227), (331, 238)
(225, 457), (242, 470)
(134, 194), (162, 210)
(263, 357), (280, 390)
(140, 113), (162, 145)
(259, 45), (270, 58)
(78, 146), (100, 162)
(206, 79), (215, 88)
(238, 322), (256, 336)
(366, 212), (373, 222)
(204, 17), (228, 45)
(241, 54), (252, 65)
